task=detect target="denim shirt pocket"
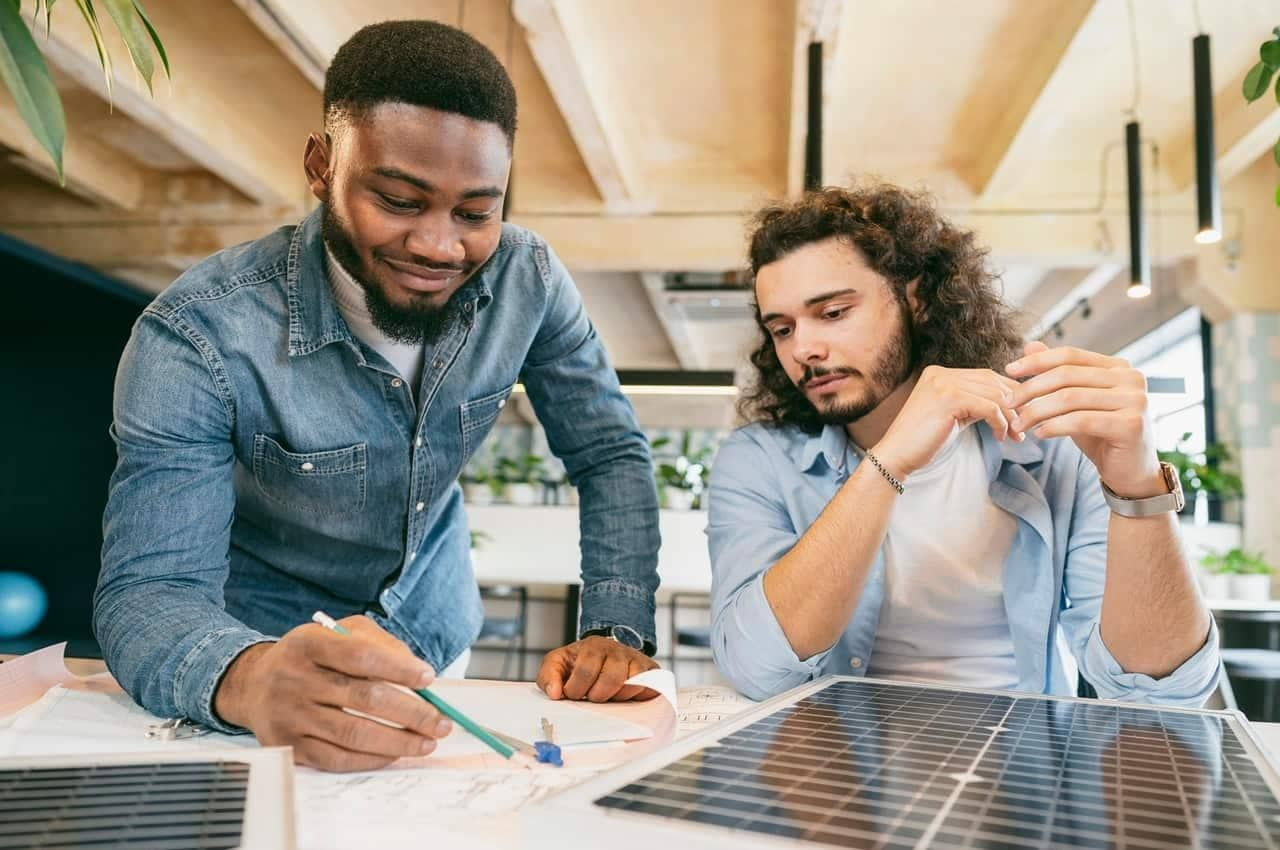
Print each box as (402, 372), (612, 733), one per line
(252, 434), (368, 514)
(459, 387), (513, 459)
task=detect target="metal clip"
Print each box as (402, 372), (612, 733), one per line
(146, 717), (211, 741)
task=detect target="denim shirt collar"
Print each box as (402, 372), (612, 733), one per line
(286, 207), (496, 359)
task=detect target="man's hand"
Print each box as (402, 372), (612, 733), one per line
(874, 365), (1024, 479)
(1008, 341), (1164, 498)
(213, 615), (453, 772)
(536, 636), (660, 702)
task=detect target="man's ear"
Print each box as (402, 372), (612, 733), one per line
(905, 278), (925, 322)
(303, 133), (332, 203)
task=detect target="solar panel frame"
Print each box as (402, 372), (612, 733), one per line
(0, 746), (295, 850)
(527, 676), (1280, 850)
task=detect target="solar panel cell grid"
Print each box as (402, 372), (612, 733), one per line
(595, 679), (1280, 849)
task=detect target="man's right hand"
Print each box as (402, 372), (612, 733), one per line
(212, 615), (452, 772)
(874, 365), (1023, 480)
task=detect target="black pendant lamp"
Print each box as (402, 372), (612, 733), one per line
(804, 41), (823, 192)
(1192, 33), (1221, 244)
(1125, 121), (1151, 299)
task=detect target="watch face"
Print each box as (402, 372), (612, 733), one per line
(610, 625), (645, 650)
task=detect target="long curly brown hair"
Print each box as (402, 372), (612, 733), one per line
(739, 183), (1025, 434)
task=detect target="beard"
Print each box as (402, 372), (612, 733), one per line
(322, 203), (458, 345)
(801, 304), (914, 426)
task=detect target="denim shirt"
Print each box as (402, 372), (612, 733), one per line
(96, 208), (660, 731)
(707, 421), (1220, 706)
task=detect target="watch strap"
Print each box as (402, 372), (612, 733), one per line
(1100, 461), (1185, 517)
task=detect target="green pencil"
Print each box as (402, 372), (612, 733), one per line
(311, 611), (532, 767)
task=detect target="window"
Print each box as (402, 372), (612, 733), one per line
(1116, 308), (1206, 455)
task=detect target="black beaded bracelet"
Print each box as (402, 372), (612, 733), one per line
(864, 450), (905, 495)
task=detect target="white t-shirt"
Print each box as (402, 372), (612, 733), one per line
(325, 246), (426, 392)
(865, 426), (1020, 689)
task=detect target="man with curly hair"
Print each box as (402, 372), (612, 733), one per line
(709, 184), (1218, 705)
(95, 21), (661, 772)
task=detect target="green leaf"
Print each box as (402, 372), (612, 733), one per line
(100, 0), (152, 92)
(1275, 182), (1279, 208)
(0, 1), (66, 179)
(1263, 39), (1280, 68)
(72, 0), (113, 98)
(131, 0), (166, 78)
(1244, 61), (1276, 102)
(1275, 138), (1280, 168)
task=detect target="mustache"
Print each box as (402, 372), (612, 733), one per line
(376, 251), (469, 273)
(798, 365), (858, 390)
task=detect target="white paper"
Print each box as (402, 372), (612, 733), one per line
(0, 642), (72, 717)
(428, 670), (675, 758)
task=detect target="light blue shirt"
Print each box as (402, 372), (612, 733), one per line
(706, 421), (1220, 706)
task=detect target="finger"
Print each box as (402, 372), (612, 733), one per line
(926, 366), (1021, 394)
(952, 377), (1023, 433)
(1016, 388), (1142, 432)
(1031, 410), (1143, 442)
(308, 667), (451, 739)
(619, 657), (660, 701)
(307, 705), (440, 760)
(302, 626), (435, 690)
(587, 652), (634, 703)
(1011, 364), (1136, 407)
(1023, 340), (1049, 357)
(293, 735), (399, 773)
(536, 649), (573, 700)
(1006, 345), (1126, 379)
(946, 387), (1014, 441)
(563, 645), (607, 701)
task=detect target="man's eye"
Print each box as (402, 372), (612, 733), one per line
(379, 194), (418, 211)
(459, 211), (495, 223)
(823, 307), (847, 320)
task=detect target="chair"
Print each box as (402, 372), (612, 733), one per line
(1221, 649), (1280, 722)
(667, 592), (711, 676)
(476, 585), (528, 681)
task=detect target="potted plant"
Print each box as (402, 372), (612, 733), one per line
(1158, 432), (1242, 520)
(652, 432), (712, 511)
(496, 453), (548, 506)
(1200, 548), (1275, 602)
(468, 529), (492, 568)
(460, 467), (498, 506)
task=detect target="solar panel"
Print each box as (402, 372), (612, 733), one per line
(0, 747), (295, 849)
(531, 676), (1280, 850)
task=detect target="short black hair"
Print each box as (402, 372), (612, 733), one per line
(324, 20), (517, 143)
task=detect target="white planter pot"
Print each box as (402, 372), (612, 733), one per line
(506, 483), (539, 506)
(664, 486), (696, 511)
(463, 482), (494, 506)
(1200, 572), (1232, 600)
(1231, 574), (1272, 602)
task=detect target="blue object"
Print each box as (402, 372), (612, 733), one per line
(534, 741), (563, 767)
(0, 572), (48, 638)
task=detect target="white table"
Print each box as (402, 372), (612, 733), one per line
(467, 504), (713, 644)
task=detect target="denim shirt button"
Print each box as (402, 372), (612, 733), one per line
(415, 437), (423, 448)
(497, 399), (506, 409)
(433, 359), (443, 369)
(415, 501), (425, 512)
(850, 657), (863, 669)
(300, 462), (314, 471)
(391, 378), (403, 388)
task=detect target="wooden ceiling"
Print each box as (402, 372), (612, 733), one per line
(2, 0), (1277, 425)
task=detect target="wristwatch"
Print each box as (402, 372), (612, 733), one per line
(1100, 461), (1185, 517)
(581, 624), (655, 657)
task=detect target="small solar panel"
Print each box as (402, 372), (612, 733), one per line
(0, 748), (294, 850)
(533, 677), (1280, 850)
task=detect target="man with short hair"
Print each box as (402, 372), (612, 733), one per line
(708, 184), (1218, 705)
(97, 20), (660, 773)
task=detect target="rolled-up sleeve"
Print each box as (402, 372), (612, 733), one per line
(1058, 453), (1221, 707)
(706, 429), (834, 700)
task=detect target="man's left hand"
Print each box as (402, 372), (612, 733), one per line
(1008, 341), (1166, 498)
(536, 636), (660, 702)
